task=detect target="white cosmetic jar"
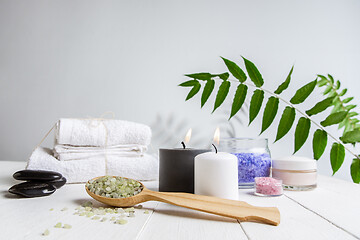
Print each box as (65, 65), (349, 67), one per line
(272, 156), (317, 191)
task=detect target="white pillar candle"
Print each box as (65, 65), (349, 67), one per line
(194, 152), (239, 200)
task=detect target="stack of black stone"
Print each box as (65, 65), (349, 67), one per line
(8, 170), (66, 197)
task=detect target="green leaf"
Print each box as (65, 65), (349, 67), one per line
(221, 57), (246, 82)
(275, 107), (295, 142)
(305, 97), (335, 116)
(317, 79), (327, 87)
(323, 85), (332, 95)
(201, 80), (215, 107)
(348, 112), (359, 117)
(242, 56), (264, 87)
(185, 83), (201, 101)
(274, 66), (293, 94)
(351, 158), (360, 183)
(312, 129), (327, 160)
(229, 84), (248, 119)
(328, 90), (337, 98)
(344, 121), (354, 133)
(331, 102), (343, 114)
(216, 72), (230, 81)
(339, 88), (347, 96)
(343, 97), (354, 103)
(179, 80), (199, 87)
(212, 81), (230, 113)
(294, 117), (311, 153)
(261, 97), (279, 133)
(340, 129), (360, 144)
(290, 80), (317, 104)
(317, 74), (327, 80)
(249, 90), (264, 125)
(338, 119), (347, 129)
(330, 143), (345, 175)
(328, 74), (334, 83)
(335, 80), (341, 90)
(321, 111), (348, 127)
(345, 104), (356, 111)
(184, 72), (212, 80)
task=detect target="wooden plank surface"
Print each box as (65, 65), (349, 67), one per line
(138, 181), (248, 240)
(238, 188), (357, 240)
(0, 161), (157, 240)
(285, 175), (360, 239)
(0, 161), (359, 240)
(138, 202), (247, 240)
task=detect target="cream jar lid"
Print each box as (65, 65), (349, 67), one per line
(272, 156), (317, 171)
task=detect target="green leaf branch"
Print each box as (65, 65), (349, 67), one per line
(179, 56), (360, 183)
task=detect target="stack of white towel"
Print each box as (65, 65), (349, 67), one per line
(27, 119), (158, 183)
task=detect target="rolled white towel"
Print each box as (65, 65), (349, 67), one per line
(27, 147), (159, 183)
(54, 144), (148, 161)
(55, 118), (152, 147)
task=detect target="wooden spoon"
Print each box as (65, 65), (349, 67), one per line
(85, 176), (280, 226)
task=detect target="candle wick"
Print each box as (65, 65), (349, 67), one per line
(212, 144), (218, 153)
(181, 141), (186, 149)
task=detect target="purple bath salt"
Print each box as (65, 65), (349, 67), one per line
(232, 152), (271, 185)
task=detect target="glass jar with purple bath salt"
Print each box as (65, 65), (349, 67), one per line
(219, 138), (271, 189)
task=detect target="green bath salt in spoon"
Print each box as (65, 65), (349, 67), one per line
(85, 176), (281, 226)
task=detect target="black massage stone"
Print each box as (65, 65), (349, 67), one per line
(8, 182), (56, 197)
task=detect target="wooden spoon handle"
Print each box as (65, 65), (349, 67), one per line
(143, 189), (280, 226)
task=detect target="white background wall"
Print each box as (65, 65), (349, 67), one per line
(0, 0), (359, 181)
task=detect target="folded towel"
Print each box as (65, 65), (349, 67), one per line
(54, 144), (148, 161)
(27, 147), (158, 183)
(55, 118), (152, 147)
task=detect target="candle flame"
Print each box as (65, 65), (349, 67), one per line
(213, 127), (220, 145)
(184, 128), (192, 144)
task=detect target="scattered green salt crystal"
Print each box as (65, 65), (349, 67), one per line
(144, 210), (149, 214)
(42, 229), (50, 236)
(86, 212), (94, 217)
(98, 210), (106, 215)
(115, 219), (128, 225)
(84, 207), (92, 211)
(49, 208), (54, 211)
(124, 207), (134, 212)
(106, 208), (114, 213)
(100, 217), (108, 222)
(110, 217), (116, 221)
(116, 208), (125, 213)
(61, 207), (68, 211)
(128, 212), (135, 217)
(73, 212), (79, 215)
(79, 212), (86, 216)
(54, 222), (62, 228)
(63, 224), (72, 229)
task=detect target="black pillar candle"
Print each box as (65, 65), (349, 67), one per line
(159, 147), (210, 193)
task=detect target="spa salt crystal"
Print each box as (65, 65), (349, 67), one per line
(254, 177), (283, 196)
(86, 176), (143, 198)
(219, 138), (271, 188)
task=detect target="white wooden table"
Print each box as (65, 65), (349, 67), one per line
(0, 161), (359, 240)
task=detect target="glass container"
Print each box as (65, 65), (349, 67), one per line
(218, 138), (271, 189)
